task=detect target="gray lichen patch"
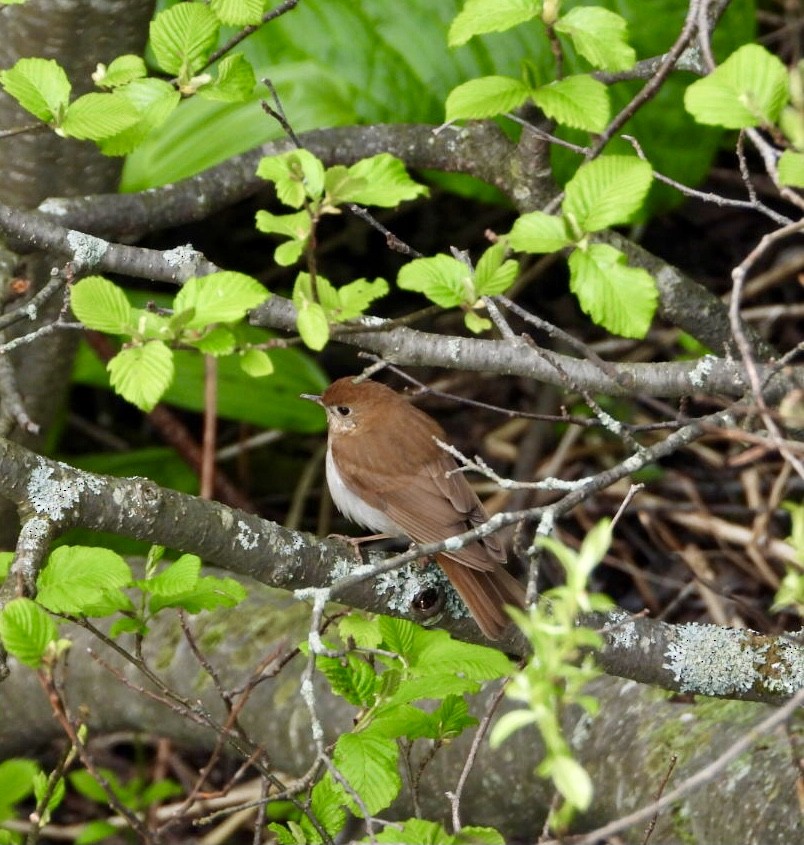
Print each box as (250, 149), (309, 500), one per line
(27, 460), (104, 522)
(66, 230), (109, 270)
(664, 624), (759, 696)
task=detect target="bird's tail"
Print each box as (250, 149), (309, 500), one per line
(437, 556), (526, 640)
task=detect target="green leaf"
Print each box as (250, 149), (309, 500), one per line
(684, 43), (789, 129)
(0, 552), (12, 584)
(189, 326), (236, 356)
(0, 598), (58, 667)
(333, 733), (400, 815)
(330, 277), (389, 321)
(255, 210), (312, 264)
(198, 54), (257, 102)
(139, 554), (201, 597)
(554, 7), (636, 72)
(0, 759), (39, 809)
(149, 2), (220, 77)
(338, 154), (428, 207)
(93, 55), (147, 89)
(76, 820), (119, 845)
(109, 617), (148, 638)
(173, 272), (269, 329)
(449, 0), (542, 46)
(107, 341), (174, 412)
(563, 156), (653, 232)
(568, 244), (658, 338)
(532, 75), (610, 132)
(509, 211), (573, 253)
(431, 694), (478, 740)
(37, 546), (133, 617)
(779, 150), (804, 187)
(306, 775), (346, 842)
(70, 276), (133, 334)
(98, 78), (180, 157)
(464, 310), (492, 333)
(317, 652), (378, 706)
(149, 575), (247, 614)
(489, 708), (538, 747)
(339, 614), (382, 649)
(0, 57), (71, 123)
(257, 150), (326, 207)
(397, 255), (472, 308)
(239, 348), (274, 377)
(61, 92), (141, 140)
(550, 754), (593, 810)
(210, 0), (264, 26)
(473, 243), (518, 296)
(445, 75), (530, 121)
(412, 628), (514, 681)
(296, 301), (330, 350)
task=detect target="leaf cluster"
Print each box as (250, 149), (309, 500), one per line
(270, 616), (512, 843)
(70, 272), (271, 411)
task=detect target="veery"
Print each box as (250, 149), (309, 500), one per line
(302, 377), (525, 639)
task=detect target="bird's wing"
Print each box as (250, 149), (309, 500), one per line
(342, 459), (499, 573)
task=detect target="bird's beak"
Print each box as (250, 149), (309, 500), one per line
(300, 392), (323, 406)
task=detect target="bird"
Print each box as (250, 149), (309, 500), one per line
(302, 376), (525, 639)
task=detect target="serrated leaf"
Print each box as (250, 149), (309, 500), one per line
(339, 154), (428, 207)
(257, 150), (325, 207)
(255, 208), (311, 235)
(449, 0), (542, 46)
(397, 255), (472, 308)
(431, 694), (478, 740)
(569, 243), (657, 338)
(94, 55), (147, 89)
(684, 43), (789, 129)
(317, 652), (378, 706)
(778, 150), (804, 187)
(76, 820), (119, 845)
(149, 2), (220, 77)
(37, 546), (133, 616)
(198, 54), (256, 102)
(446, 75), (530, 121)
(333, 733), (400, 815)
(339, 615), (382, 649)
(368, 703), (437, 740)
(413, 629), (514, 681)
(0, 57), (71, 123)
(473, 243), (518, 296)
(331, 277), (389, 321)
(509, 211), (574, 253)
(71, 276), (133, 334)
(306, 775), (346, 842)
(140, 554), (200, 597)
(532, 74), (610, 132)
(189, 326), (236, 356)
(0, 598), (57, 667)
(61, 92), (141, 140)
(98, 78), (180, 157)
(107, 341), (174, 412)
(563, 156), (653, 232)
(130, 308), (173, 342)
(109, 617), (147, 638)
(296, 302), (330, 350)
(149, 575), (247, 613)
(555, 7), (635, 72)
(239, 348), (274, 377)
(174, 272), (269, 329)
(210, 0), (264, 26)
(0, 759), (39, 809)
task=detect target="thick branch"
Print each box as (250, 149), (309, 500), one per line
(0, 437), (800, 704)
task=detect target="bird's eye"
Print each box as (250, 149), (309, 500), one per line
(336, 406), (351, 416)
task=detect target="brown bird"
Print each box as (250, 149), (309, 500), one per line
(302, 377), (525, 639)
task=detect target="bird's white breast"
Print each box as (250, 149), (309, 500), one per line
(325, 446), (399, 535)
